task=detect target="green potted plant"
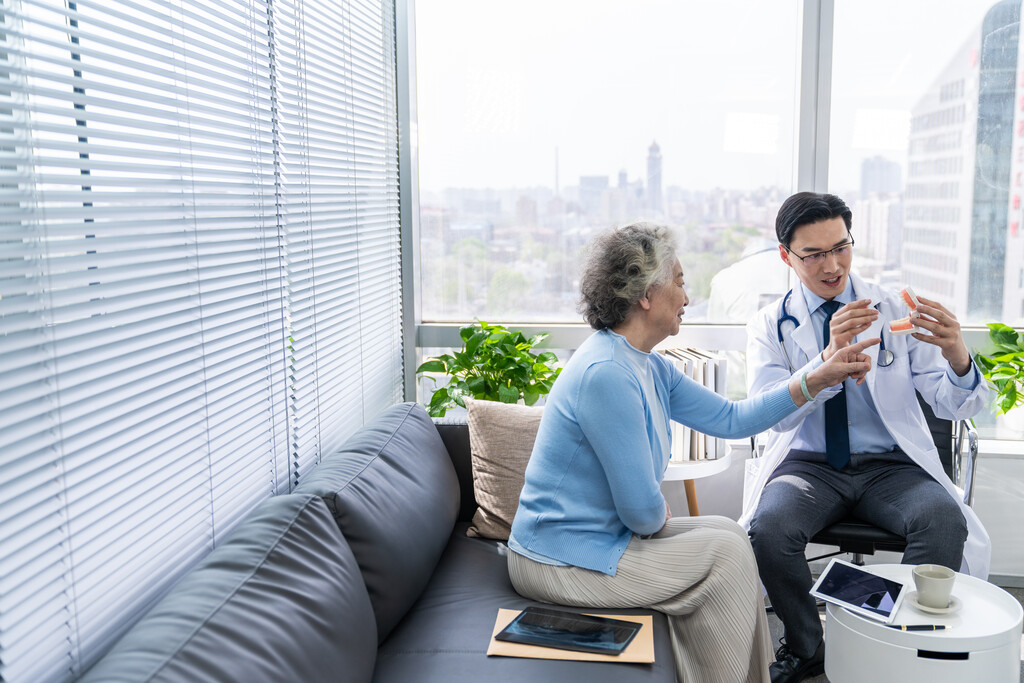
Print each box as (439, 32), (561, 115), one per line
(416, 320), (562, 417)
(973, 322), (1024, 415)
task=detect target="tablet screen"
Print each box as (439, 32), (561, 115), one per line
(494, 606), (641, 656)
(809, 558), (906, 623)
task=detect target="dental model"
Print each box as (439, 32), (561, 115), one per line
(889, 286), (921, 335)
(900, 285), (921, 312)
(889, 316), (917, 335)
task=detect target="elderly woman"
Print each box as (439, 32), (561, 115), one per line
(507, 223), (878, 683)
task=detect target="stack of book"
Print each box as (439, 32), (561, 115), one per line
(660, 347), (727, 461)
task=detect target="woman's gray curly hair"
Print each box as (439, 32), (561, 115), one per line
(578, 222), (678, 330)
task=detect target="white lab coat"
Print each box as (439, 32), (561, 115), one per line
(740, 273), (992, 578)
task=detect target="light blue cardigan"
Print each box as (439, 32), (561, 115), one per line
(509, 329), (797, 575)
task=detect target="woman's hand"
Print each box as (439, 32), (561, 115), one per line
(790, 337), (880, 406)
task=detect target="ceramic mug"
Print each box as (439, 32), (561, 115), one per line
(913, 564), (956, 609)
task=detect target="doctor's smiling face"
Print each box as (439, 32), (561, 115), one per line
(779, 215), (853, 302)
(775, 192), (854, 302)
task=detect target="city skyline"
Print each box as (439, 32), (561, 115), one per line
(414, 0), (1021, 326)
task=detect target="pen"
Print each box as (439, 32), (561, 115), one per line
(886, 624), (948, 631)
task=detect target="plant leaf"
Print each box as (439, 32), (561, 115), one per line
(464, 330), (488, 357)
(998, 390), (1017, 414)
(497, 384), (520, 403)
(528, 333), (549, 346)
(990, 324), (1022, 350)
(416, 359), (447, 374)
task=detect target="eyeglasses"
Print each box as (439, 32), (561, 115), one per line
(785, 239), (855, 265)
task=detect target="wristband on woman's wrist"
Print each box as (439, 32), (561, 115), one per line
(800, 372), (814, 403)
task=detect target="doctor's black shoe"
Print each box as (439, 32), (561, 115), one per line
(769, 641), (825, 683)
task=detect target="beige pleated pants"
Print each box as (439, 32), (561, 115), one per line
(507, 515), (772, 683)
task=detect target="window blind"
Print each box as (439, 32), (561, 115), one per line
(0, 0), (403, 680)
(274, 0), (403, 483)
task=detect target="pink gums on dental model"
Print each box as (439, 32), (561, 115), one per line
(900, 285), (921, 312)
(889, 286), (921, 335)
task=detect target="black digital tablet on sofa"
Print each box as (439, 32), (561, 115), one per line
(494, 606), (642, 656)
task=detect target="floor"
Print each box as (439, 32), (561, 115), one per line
(765, 585), (1024, 683)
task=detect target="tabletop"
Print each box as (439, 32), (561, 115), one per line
(827, 563), (1023, 650)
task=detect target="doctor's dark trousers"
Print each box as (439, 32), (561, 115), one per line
(747, 450), (966, 660)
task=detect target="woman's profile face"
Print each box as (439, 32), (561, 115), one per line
(645, 259), (688, 341)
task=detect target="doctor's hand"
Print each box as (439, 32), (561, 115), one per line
(909, 296), (973, 376)
(791, 337), (880, 407)
(822, 299), (878, 362)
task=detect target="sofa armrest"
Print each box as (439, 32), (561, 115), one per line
(80, 494), (377, 683)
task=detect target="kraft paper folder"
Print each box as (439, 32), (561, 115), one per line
(486, 608), (655, 663)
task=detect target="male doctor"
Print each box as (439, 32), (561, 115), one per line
(741, 192), (991, 683)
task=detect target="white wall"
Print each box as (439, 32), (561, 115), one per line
(973, 443), (1024, 585)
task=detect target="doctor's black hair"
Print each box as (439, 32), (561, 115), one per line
(776, 192), (853, 248)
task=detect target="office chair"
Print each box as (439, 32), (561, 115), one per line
(807, 392), (979, 565)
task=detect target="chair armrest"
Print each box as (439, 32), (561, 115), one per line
(953, 420), (979, 507)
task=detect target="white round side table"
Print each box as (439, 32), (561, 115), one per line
(825, 563), (1023, 683)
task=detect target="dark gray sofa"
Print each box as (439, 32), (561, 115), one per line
(80, 402), (675, 682)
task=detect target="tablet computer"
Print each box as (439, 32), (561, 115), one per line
(493, 606), (642, 655)
(809, 558), (907, 624)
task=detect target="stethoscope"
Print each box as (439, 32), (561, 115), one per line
(777, 289), (894, 371)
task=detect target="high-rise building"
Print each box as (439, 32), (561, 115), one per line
(647, 141), (663, 215)
(858, 156), (903, 268)
(1002, 3), (1024, 320)
(903, 0), (1023, 322)
(855, 195), (903, 268)
(861, 155), (903, 195)
(971, 0), (1019, 320)
(578, 175), (609, 217)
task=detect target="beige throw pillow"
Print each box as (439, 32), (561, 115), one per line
(465, 398), (544, 540)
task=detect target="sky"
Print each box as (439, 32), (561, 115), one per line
(413, 0), (997, 194)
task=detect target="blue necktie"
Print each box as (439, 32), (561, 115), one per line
(821, 301), (850, 470)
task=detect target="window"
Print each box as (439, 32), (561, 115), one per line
(830, 0), (1024, 327)
(829, 0), (1024, 439)
(408, 0), (1024, 441)
(413, 0), (801, 325)
(0, 1), (402, 681)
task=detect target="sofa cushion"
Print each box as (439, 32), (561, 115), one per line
(466, 399), (544, 540)
(294, 401), (460, 643)
(374, 525), (677, 683)
(80, 494), (376, 683)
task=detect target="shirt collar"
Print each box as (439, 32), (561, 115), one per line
(799, 278), (856, 315)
